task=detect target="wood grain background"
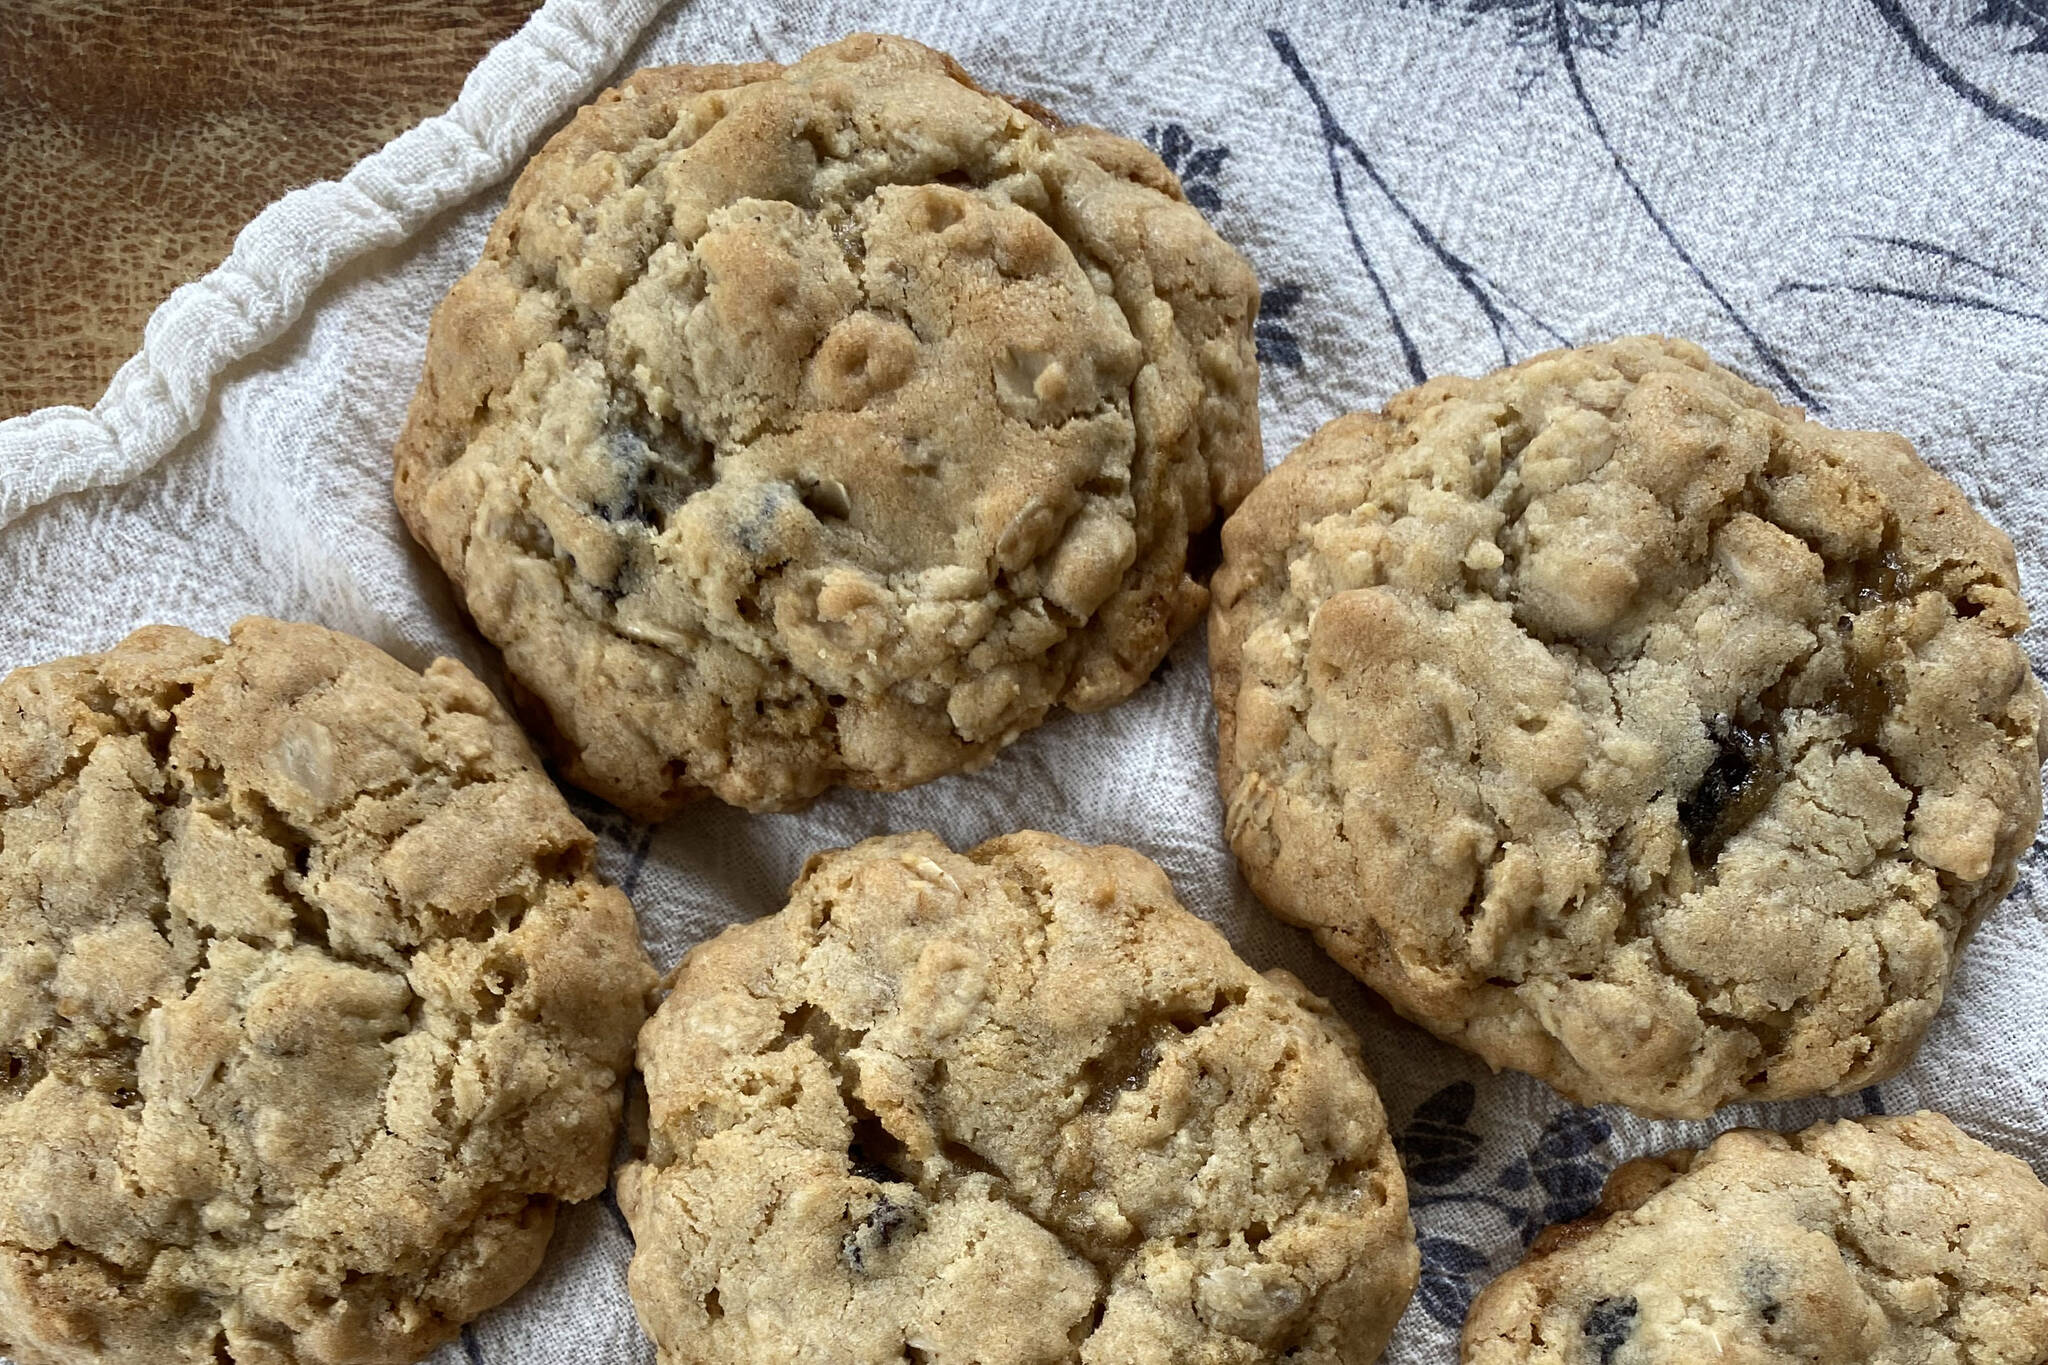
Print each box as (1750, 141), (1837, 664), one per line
(0, 0), (540, 419)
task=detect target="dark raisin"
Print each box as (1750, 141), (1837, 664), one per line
(1742, 1261), (1783, 1329)
(1678, 714), (1779, 866)
(600, 430), (653, 523)
(1582, 1295), (1637, 1364)
(600, 426), (711, 531)
(841, 1191), (918, 1272)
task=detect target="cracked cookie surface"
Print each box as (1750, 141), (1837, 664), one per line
(1210, 336), (2046, 1117)
(393, 33), (1262, 819)
(0, 618), (656, 1364)
(1462, 1111), (2048, 1364)
(617, 830), (1416, 1363)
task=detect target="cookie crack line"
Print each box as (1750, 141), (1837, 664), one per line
(792, 882), (1133, 1287)
(838, 1051), (1116, 1298)
(153, 682), (537, 975)
(843, 999), (1270, 1292)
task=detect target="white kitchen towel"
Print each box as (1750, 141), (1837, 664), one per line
(3, 0), (2047, 1359)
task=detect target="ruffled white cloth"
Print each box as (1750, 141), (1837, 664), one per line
(3, 1), (2045, 1359)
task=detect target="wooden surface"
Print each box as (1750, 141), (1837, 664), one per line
(0, 0), (540, 420)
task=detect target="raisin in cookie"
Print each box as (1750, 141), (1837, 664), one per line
(617, 830), (1417, 1363)
(394, 34), (1261, 819)
(0, 619), (656, 1364)
(1210, 336), (2045, 1118)
(1463, 1111), (2048, 1363)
